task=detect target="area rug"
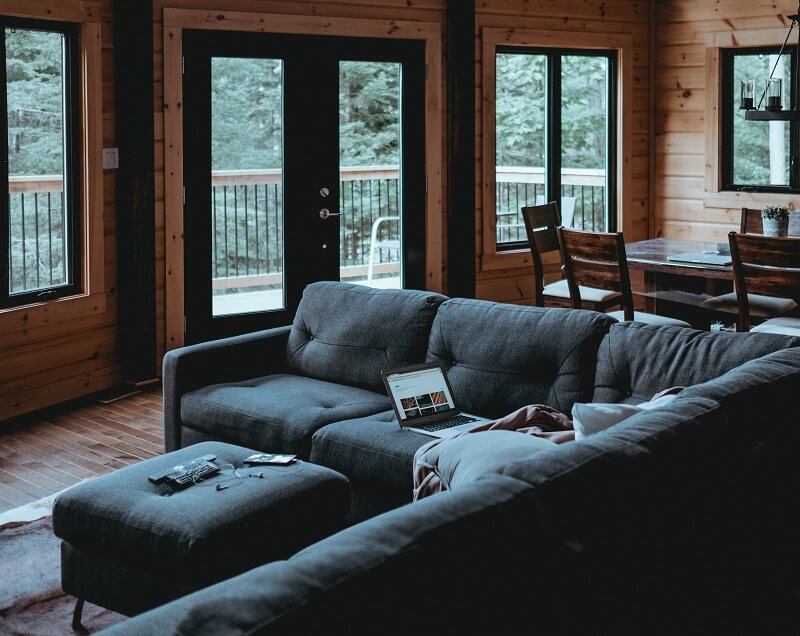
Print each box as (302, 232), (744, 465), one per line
(0, 492), (125, 635)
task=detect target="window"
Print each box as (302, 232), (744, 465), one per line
(494, 48), (616, 248)
(0, 17), (80, 309)
(720, 47), (797, 191)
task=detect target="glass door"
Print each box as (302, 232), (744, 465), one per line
(182, 32), (425, 344)
(339, 61), (403, 289)
(210, 56), (285, 317)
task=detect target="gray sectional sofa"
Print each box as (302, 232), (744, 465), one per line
(104, 282), (800, 634)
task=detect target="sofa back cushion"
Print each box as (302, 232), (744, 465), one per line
(426, 300), (615, 416)
(287, 282), (447, 392)
(592, 322), (800, 404)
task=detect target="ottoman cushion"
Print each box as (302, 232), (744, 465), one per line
(53, 442), (350, 588)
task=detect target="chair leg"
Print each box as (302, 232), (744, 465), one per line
(72, 598), (86, 632)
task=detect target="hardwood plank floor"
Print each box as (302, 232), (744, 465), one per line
(0, 386), (164, 515)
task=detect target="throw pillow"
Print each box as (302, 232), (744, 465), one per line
(572, 393), (679, 440)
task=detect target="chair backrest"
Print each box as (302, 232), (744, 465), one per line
(740, 207), (800, 235)
(557, 227), (635, 320)
(522, 202), (561, 307)
(728, 231), (800, 331)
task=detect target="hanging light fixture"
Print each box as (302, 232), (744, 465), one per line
(741, 1), (800, 121)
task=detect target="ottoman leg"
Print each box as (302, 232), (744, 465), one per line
(72, 598), (85, 632)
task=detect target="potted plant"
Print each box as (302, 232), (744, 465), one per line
(761, 205), (790, 237)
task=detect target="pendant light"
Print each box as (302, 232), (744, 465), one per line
(741, 2), (800, 121)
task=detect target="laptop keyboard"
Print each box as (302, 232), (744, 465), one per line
(416, 414), (477, 432)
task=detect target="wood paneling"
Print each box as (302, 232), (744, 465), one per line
(0, 2), (119, 422)
(0, 386), (163, 514)
(475, 1), (652, 304)
(655, 0), (799, 243)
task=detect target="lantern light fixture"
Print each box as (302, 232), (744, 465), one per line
(741, 2), (800, 121)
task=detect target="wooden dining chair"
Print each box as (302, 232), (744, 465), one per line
(521, 202), (621, 311)
(728, 231), (800, 335)
(557, 227), (690, 327)
(700, 210), (800, 319)
(740, 207), (800, 235)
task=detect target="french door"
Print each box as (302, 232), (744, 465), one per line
(182, 31), (426, 344)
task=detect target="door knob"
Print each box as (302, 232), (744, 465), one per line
(319, 208), (341, 219)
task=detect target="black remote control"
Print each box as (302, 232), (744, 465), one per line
(148, 454), (217, 484)
(165, 461), (221, 489)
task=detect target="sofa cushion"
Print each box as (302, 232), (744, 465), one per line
(592, 321), (800, 404)
(310, 411), (431, 508)
(681, 347), (800, 457)
(181, 374), (390, 458)
(426, 300), (616, 417)
(287, 282), (447, 393)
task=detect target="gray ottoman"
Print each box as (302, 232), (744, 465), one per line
(53, 441), (350, 627)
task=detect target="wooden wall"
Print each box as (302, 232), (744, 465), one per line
(151, 0), (447, 362)
(0, 0), (120, 421)
(474, 0), (653, 304)
(655, 0), (798, 242)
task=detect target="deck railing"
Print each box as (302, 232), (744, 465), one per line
(7, 167), (607, 294)
(495, 166), (607, 244)
(8, 176), (67, 294)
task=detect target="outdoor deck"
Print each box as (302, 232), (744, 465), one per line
(8, 167), (607, 301)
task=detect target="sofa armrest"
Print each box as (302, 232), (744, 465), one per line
(162, 326), (292, 451)
(96, 475), (553, 635)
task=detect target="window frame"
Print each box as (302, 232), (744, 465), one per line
(0, 16), (82, 309)
(494, 45), (618, 252)
(719, 45), (800, 193)
(479, 28), (633, 273)
(0, 5), (105, 335)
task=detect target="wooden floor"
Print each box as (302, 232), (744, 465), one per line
(0, 386), (164, 515)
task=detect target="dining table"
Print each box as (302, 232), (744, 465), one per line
(624, 237), (735, 328)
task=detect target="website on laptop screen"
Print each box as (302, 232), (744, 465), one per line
(386, 367), (456, 420)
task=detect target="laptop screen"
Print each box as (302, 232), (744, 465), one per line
(384, 366), (457, 421)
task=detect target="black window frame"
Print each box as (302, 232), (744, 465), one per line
(0, 16), (81, 309)
(720, 46), (800, 193)
(495, 46), (618, 251)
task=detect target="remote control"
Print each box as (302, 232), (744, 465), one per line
(148, 454), (217, 484)
(165, 461), (221, 490)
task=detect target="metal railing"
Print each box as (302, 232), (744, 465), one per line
(209, 166), (401, 291)
(495, 167), (607, 244)
(6, 166), (607, 294)
(8, 176), (67, 294)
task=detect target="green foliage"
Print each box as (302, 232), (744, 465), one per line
(211, 58), (283, 171)
(762, 204), (789, 220)
(495, 53), (609, 170)
(6, 27), (65, 177)
(339, 61), (400, 166)
(495, 53), (546, 167)
(211, 59), (401, 170)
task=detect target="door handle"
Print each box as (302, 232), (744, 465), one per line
(319, 208), (341, 220)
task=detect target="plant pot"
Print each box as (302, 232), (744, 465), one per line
(762, 216), (789, 237)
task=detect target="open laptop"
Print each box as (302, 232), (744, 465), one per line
(381, 363), (493, 438)
(666, 252), (732, 266)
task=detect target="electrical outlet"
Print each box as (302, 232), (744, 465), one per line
(102, 147), (119, 169)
